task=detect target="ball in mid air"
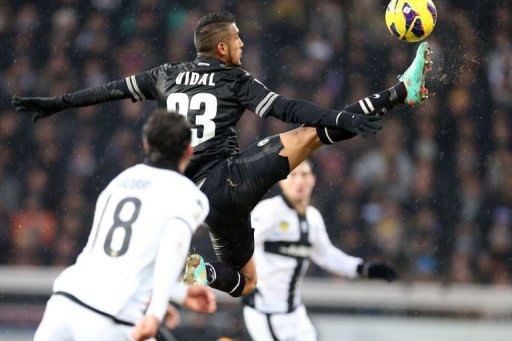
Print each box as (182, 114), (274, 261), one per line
(385, 0), (437, 42)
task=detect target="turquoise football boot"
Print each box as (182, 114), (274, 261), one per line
(183, 254), (208, 285)
(398, 41), (433, 106)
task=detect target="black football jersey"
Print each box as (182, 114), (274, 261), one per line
(126, 57), (278, 182)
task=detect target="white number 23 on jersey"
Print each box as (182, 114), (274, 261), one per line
(166, 93), (217, 147)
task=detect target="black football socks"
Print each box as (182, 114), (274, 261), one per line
(205, 261), (246, 297)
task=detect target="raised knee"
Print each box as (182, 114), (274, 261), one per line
(239, 273), (257, 297)
(246, 276), (258, 293)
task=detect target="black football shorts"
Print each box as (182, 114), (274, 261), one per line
(200, 135), (290, 270)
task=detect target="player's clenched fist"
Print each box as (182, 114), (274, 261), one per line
(183, 285), (217, 313)
(131, 314), (160, 341)
(131, 286), (216, 341)
(164, 304), (181, 330)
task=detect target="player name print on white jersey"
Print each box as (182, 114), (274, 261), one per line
(53, 163), (209, 323)
(276, 244), (311, 258)
(176, 71), (216, 86)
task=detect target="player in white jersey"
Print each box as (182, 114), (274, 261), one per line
(243, 160), (397, 341)
(34, 110), (215, 341)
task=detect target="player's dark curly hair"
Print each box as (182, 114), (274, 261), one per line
(142, 110), (191, 168)
(194, 11), (236, 54)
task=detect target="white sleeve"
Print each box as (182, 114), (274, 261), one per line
(178, 191), (210, 234)
(168, 282), (188, 305)
(251, 203), (275, 244)
(310, 216), (363, 279)
(145, 218), (192, 321)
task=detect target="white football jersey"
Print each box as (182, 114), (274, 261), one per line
(247, 195), (362, 313)
(53, 163), (209, 323)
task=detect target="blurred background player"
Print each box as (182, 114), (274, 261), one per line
(243, 160), (396, 341)
(34, 110), (215, 341)
(12, 11), (430, 298)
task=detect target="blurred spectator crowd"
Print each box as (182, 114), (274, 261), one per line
(1, 0), (512, 286)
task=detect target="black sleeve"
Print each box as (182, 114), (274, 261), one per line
(124, 66), (163, 102)
(57, 79), (131, 109)
(235, 69), (340, 129)
(56, 66), (164, 109)
(235, 70), (280, 117)
(266, 96), (340, 129)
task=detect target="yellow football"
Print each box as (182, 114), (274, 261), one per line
(385, 0), (437, 42)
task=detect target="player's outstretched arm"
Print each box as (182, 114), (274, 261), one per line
(312, 240), (397, 282)
(310, 216), (397, 281)
(267, 97), (382, 137)
(12, 79), (132, 122)
(238, 71), (382, 137)
(12, 65), (162, 122)
(136, 219), (192, 340)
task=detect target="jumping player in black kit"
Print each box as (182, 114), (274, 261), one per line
(13, 11), (432, 297)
